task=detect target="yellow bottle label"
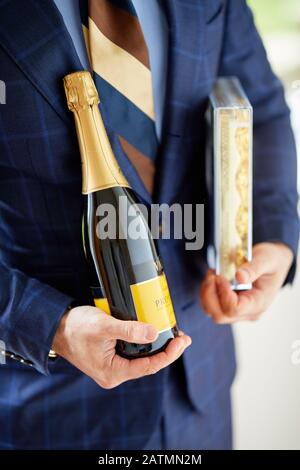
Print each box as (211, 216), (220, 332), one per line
(130, 274), (176, 332)
(94, 298), (111, 315)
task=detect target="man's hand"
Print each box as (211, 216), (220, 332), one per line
(200, 243), (293, 324)
(52, 306), (191, 389)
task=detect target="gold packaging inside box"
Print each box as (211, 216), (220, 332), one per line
(207, 77), (253, 291)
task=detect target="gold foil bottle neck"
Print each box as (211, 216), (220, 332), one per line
(63, 70), (131, 194)
(63, 71), (99, 112)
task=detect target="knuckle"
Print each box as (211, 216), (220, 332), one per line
(126, 322), (143, 341)
(103, 382), (115, 390)
(95, 370), (113, 389)
(99, 382), (112, 390)
(123, 322), (133, 340)
(97, 376), (115, 389)
(100, 316), (119, 339)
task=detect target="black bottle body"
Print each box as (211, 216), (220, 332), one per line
(83, 186), (178, 358)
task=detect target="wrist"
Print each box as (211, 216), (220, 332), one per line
(272, 242), (293, 270)
(51, 307), (72, 358)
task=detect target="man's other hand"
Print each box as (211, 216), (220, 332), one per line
(200, 243), (293, 324)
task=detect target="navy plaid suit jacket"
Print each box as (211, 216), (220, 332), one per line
(0, 0), (298, 449)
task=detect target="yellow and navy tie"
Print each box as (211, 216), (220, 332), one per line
(79, 0), (158, 193)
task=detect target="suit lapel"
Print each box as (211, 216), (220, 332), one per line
(0, 0), (151, 202)
(0, 0), (82, 126)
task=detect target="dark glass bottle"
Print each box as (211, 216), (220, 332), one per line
(64, 71), (178, 358)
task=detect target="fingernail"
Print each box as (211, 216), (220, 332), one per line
(238, 268), (250, 282)
(145, 326), (158, 341)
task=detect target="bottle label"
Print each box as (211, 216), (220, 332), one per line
(130, 274), (177, 332)
(94, 297), (111, 315)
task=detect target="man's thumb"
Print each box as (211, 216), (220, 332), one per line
(103, 317), (159, 344)
(236, 251), (270, 284)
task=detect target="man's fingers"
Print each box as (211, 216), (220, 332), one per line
(216, 276), (238, 316)
(213, 289), (266, 322)
(126, 335), (192, 380)
(200, 271), (266, 322)
(200, 275), (223, 320)
(234, 288), (266, 317)
(101, 316), (159, 344)
(199, 243), (292, 325)
(235, 244), (276, 285)
(107, 335), (191, 387)
(200, 274), (239, 321)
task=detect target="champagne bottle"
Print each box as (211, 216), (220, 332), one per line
(82, 217), (110, 315)
(63, 71), (178, 358)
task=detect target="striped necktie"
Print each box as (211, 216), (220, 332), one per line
(79, 0), (158, 193)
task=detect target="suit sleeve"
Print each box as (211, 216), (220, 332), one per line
(219, 0), (299, 283)
(0, 262), (73, 375)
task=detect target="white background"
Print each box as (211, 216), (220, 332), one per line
(232, 6), (300, 449)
